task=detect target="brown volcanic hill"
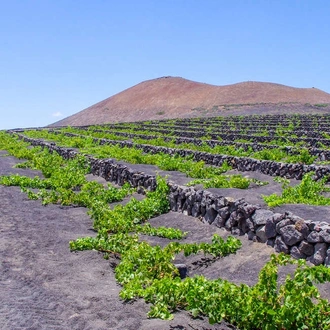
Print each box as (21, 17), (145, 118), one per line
(50, 77), (330, 126)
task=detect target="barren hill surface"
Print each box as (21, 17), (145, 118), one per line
(50, 77), (330, 126)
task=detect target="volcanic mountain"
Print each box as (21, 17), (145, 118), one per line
(50, 77), (330, 126)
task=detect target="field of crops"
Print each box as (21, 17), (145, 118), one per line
(2, 113), (330, 329)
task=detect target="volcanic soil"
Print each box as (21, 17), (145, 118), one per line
(1, 151), (330, 329)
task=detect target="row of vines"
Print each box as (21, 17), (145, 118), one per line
(2, 113), (330, 328)
(17, 125), (330, 207)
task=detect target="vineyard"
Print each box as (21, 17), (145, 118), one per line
(2, 113), (330, 329)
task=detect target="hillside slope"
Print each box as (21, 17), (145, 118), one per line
(50, 77), (330, 126)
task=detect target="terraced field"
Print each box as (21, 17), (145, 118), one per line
(2, 113), (330, 329)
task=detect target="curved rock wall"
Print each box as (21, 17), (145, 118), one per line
(12, 132), (330, 266)
(75, 128), (330, 161)
(60, 132), (330, 181)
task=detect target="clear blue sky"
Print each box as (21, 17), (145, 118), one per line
(1, 0), (329, 129)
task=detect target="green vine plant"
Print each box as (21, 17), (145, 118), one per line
(51, 123), (327, 160)
(24, 127), (321, 166)
(263, 172), (330, 207)
(0, 132), (187, 240)
(141, 254), (330, 329)
(3, 129), (330, 328)
(187, 175), (268, 189)
(0, 131), (41, 160)
(71, 232), (330, 329)
(20, 130), (269, 189)
(0, 135), (133, 207)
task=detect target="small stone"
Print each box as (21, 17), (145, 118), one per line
(266, 238), (275, 247)
(212, 213), (226, 228)
(195, 190), (203, 202)
(274, 236), (289, 254)
(169, 197), (178, 211)
(290, 215), (305, 224)
(293, 220), (310, 239)
(187, 192), (196, 204)
(247, 231), (256, 241)
(290, 246), (306, 260)
(240, 203), (259, 217)
(228, 211), (239, 228)
(272, 213), (286, 224)
(303, 219), (313, 228)
(298, 240), (314, 256)
(225, 196), (235, 205)
(324, 248), (330, 266)
(308, 221), (320, 231)
(214, 197), (228, 210)
(246, 217), (255, 231)
(256, 225), (267, 243)
(265, 219), (276, 238)
(191, 202), (201, 217)
(279, 225), (304, 246)
(320, 230), (330, 243)
(174, 264), (188, 279)
(225, 217), (233, 231)
(307, 231), (323, 243)
(204, 207), (218, 224)
(238, 217), (249, 234)
(276, 219), (292, 234)
(252, 209), (274, 226)
(218, 206), (230, 221)
(307, 243), (327, 266)
(231, 227), (241, 236)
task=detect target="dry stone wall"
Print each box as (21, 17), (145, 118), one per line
(12, 132), (330, 266)
(75, 128), (330, 162)
(168, 182), (330, 266)
(132, 124), (329, 139)
(91, 125), (330, 148)
(16, 135), (157, 193)
(60, 132), (330, 181)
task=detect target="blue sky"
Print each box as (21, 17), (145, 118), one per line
(1, 0), (329, 129)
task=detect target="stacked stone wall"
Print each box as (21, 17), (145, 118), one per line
(12, 132), (330, 266)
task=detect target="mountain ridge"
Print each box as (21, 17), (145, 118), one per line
(50, 76), (330, 126)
